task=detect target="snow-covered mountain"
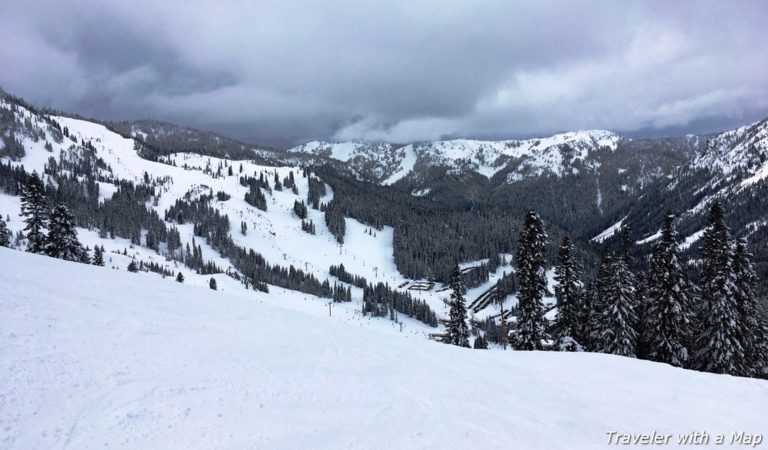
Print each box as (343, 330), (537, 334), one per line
(288, 130), (621, 184)
(0, 91), (525, 333)
(3, 247), (767, 449)
(2, 88), (768, 448)
(287, 140), (405, 183)
(691, 119), (768, 177)
(601, 118), (768, 253)
(108, 119), (278, 161)
(4, 87), (768, 296)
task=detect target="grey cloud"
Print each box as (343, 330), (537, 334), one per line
(1, 0), (767, 148)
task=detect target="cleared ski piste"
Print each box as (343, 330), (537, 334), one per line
(1, 248), (766, 449)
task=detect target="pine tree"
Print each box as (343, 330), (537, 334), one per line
(496, 288), (509, 350)
(20, 171), (48, 253)
(633, 272), (651, 360)
(513, 211), (549, 350)
(577, 281), (597, 351)
(446, 264), (470, 347)
(127, 260), (139, 273)
(0, 214), (11, 247)
(588, 254), (614, 351)
(599, 257), (638, 357)
(473, 335), (488, 349)
(733, 238), (768, 378)
(552, 236), (583, 351)
(694, 202), (744, 375)
(645, 214), (693, 367)
(176, 272), (185, 283)
(93, 245), (105, 266)
(209, 277), (217, 290)
(619, 224), (633, 264)
(46, 204), (86, 262)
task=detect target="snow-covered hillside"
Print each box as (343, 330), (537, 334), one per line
(2, 248), (766, 450)
(691, 118), (768, 179)
(287, 141), (405, 182)
(0, 97), (516, 328)
(289, 130), (620, 185)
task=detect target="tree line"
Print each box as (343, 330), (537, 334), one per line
(443, 205), (768, 379)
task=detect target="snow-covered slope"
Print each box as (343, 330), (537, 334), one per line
(288, 130), (620, 184)
(287, 140), (406, 183)
(691, 118), (768, 178)
(0, 97), (458, 324)
(2, 248), (766, 450)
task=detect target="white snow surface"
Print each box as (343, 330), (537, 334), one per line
(680, 228), (707, 250)
(2, 248), (767, 449)
(636, 230), (662, 245)
(591, 216), (626, 243)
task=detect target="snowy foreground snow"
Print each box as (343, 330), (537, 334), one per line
(1, 248), (767, 449)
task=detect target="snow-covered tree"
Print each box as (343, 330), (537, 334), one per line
(599, 257), (638, 357)
(513, 211), (549, 350)
(588, 254), (614, 351)
(733, 238), (768, 378)
(552, 236), (583, 351)
(578, 281), (598, 350)
(633, 272), (651, 360)
(93, 245), (105, 266)
(694, 202), (744, 375)
(645, 215), (693, 368)
(0, 214), (11, 247)
(46, 204), (86, 262)
(446, 264), (470, 348)
(127, 260), (139, 273)
(20, 171), (48, 253)
(619, 224), (634, 264)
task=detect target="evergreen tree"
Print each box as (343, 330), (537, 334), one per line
(733, 238), (768, 378)
(20, 171), (48, 253)
(473, 335), (488, 349)
(552, 236), (583, 351)
(577, 281), (598, 350)
(0, 214), (10, 247)
(599, 257), (638, 357)
(176, 271), (185, 283)
(495, 288), (509, 349)
(588, 254), (614, 351)
(694, 202), (744, 375)
(619, 224), (633, 264)
(209, 277), (217, 290)
(46, 204), (87, 262)
(633, 272), (651, 360)
(446, 264), (470, 347)
(645, 214), (693, 368)
(513, 211), (549, 350)
(93, 245), (105, 266)
(127, 260), (139, 272)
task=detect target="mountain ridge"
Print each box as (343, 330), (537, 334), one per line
(3, 88), (768, 300)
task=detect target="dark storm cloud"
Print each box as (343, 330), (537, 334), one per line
(2, 0), (767, 147)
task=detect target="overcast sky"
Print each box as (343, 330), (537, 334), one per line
(2, 1), (767, 148)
